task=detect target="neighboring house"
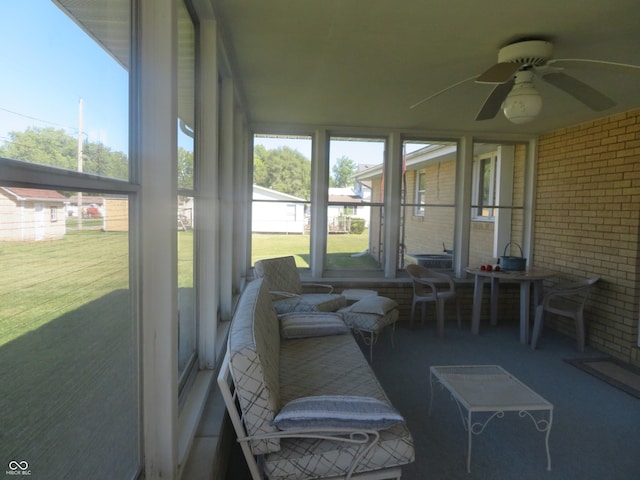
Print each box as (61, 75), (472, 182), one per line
(0, 187), (67, 241)
(178, 196), (194, 231)
(355, 142), (526, 268)
(252, 185), (306, 234)
(328, 187), (369, 232)
(103, 195), (130, 232)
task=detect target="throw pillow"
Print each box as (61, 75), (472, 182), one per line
(349, 296), (397, 316)
(272, 395), (404, 431)
(279, 313), (349, 339)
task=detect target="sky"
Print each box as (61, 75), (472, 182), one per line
(0, 0), (129, 154)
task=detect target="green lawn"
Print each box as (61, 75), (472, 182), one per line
(252, 230), (380, 269)
(0, 229), (130, 347)
(0, 228), (376, 347)
(0, 227), (139, 475)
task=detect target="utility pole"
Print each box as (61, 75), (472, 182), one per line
(77, 98), (84, 230)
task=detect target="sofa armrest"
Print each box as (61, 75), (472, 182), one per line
(238, 429), (383, 478)
(302, 282), (335, 293)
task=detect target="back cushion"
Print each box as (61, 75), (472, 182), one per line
(254, 256), (302, 295)
(228, 279), (281, 454)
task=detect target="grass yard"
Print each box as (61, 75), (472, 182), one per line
(0, 227), (140, 478)
(252, 230), (380, 269)
(0, 229), (130, 347)
(1, 227), (195, 347)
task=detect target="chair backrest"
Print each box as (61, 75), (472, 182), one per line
(254, 255), (302, 294)
(406, 264), (425, 293)
(545, 277), (599, 311)
(406, 263), (453, 294)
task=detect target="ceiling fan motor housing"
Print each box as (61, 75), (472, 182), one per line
(498, 40), (553, 66)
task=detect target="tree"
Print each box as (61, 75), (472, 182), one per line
(330, 156), (357, 188)
(0, 126), (129, 180)
(0, 127), (77, 170)
(253, 145), (311, 199)
(177, 147), (194, 190)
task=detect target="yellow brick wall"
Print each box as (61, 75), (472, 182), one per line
(536, 109), (640, 365)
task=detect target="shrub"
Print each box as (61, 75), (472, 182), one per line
(350, 218), (365, 234)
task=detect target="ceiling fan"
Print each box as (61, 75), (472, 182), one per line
(411, 39), (640, 124)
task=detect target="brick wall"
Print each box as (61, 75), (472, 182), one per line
(536, 109), (640, 365)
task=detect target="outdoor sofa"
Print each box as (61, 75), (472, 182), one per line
(218, 278), (415, 479)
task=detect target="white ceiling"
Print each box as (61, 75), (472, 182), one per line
(212, 0), (640, 136)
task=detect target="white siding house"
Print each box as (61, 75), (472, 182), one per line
(0, 187), (67, 241)
(252, 185), (306, 234)
(328, 186), (370, 231)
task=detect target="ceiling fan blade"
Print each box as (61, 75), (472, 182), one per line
(543, 72), (615, 111)
(475, 80), (514, 121)
(476, 62), (522, 83)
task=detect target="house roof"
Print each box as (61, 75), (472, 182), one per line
(252, 184), (306, 202)
(328, 194), (364, 205)
(1, 187), (67, 202)
(67, 195), (106, 205)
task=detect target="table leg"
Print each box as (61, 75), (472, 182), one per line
(471, 276), (485, 335)
(545, 409), (553, 471)
(428, 370), (435, 416)
(519, 280), (531, 344)
(467, 410), (473, 473)
(490, 277), (500, 326)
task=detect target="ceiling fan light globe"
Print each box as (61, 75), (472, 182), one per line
(502, 82), (542, 124)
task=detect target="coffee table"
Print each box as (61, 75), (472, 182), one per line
(429, 365), (553, 473)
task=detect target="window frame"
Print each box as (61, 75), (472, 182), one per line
(472, 152), (497, 221)
(413, 170), (426, 217)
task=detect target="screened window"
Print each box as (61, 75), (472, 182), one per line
(474, 153), (497, 219)
(177, 0), (198, 392)
(251, 135), (312, 266)
(327, 137), (384, 271)
(469, 143), (526, 267)
(400, 140), (457, 270)
(0, 1), (139, 478)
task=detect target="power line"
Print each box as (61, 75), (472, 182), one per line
(0, 106), (80, 134)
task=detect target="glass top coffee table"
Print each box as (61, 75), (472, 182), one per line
(429, 365), (553, 473)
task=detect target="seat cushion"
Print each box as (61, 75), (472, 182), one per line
(341, 308), (399, 334)
(270, 333), (414, 479)
(279, 312), (349, 339)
